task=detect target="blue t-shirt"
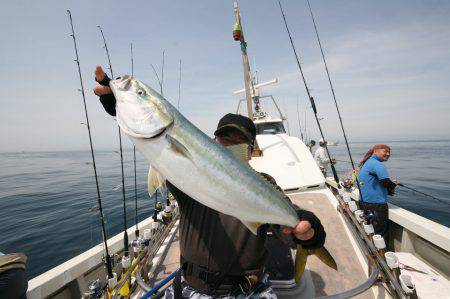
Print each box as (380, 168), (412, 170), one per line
(359, 155), (390, 204)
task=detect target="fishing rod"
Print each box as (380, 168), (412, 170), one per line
(305, 0), (365, 200)
(276, 0), (340, 186)
(177, 59), (182, 110)
(131, 42), (140, 239)
(66, 10), (113, 279)
(397, 183), (449, 205)
(150, 50), (166, 96)
(296, 96), (304, 142)
(97, 25), (129, 258)
(304, 102), (309, 143)
(150, 52), (167, 215)
(161, 50), (165, 97)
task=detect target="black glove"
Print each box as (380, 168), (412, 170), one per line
(95, 74), (116, 116)
(293, 209), (326, 249)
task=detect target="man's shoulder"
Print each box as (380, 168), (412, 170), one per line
(370, 158), (386, 170)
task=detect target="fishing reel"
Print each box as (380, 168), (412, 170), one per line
(161, 205), (173, 225)
(362, 210), (377, 225)
(82, 279), (102, 299)
(101, 253), (120, 269)
(341, 178), (354, 190)
(155, 201), (163, 212)
(131, 237), (148, 253)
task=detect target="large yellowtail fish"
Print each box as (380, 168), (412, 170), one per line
(109, 76), (337, 281)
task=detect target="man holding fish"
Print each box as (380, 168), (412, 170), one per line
(93, 66), (334, 298)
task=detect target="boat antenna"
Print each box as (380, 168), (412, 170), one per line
(66, 10), (113, 279)
(296, 96), (304, 142)
(177, 59), (182, 110)
(306, 0), (365, 198)
(233, 0), (256, 119)
(276, 0), (340, 186)
(130, 42), (140, 238)
(97, 25), (129, 257)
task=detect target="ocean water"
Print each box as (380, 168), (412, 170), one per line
(0, 149), (155, 279)
(1, 140), (449, 279)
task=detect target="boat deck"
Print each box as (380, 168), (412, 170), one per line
(290, 192), (373, 298)
(150, 192), (374, 298)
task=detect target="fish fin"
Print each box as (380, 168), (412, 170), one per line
(313, 247), (338, 271)
(148, 166), (166, 196)
(294, 244), (309, 283)
(166, 134), (192, 160)
(242, 221), (263, 235)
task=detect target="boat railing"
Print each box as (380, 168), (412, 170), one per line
(326, 178), (450, 278)
(236, 94), (287, 122)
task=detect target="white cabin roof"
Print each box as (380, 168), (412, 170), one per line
(250, 133), (325, 191)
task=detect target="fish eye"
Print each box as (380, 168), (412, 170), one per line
(136, 88), (146, 96)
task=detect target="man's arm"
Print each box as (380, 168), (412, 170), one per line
(372, 163), (397, 195)
(380, 178), (397, 195)
(260, 173), (326, 249)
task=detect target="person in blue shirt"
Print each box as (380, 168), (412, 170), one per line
(358, 144), (398, 238)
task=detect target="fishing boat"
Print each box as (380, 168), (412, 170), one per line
(26, 1), (449, 299)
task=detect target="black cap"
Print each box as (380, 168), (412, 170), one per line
(214, 113), (256, 144)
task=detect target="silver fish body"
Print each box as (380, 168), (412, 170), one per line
(110, 76), (299, 232)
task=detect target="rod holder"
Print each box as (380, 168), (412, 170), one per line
(122, 255), (131, 269)
(342, 192), (351, 203)
(399, 274), (418, 299)
(152, 221), (159, 230)
(144, 229), (152, 240)
(355, 210), (364, 222)
(348, 201), (358, 212)
(373, 234), (386, 251)
(363, 222), (374, 235)
(385, 251), (401, 279)
(108, 273), (117, 289)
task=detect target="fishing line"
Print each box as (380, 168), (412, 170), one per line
(66, 10), (113, 278)
(131, 42), (140, 239)
(276, 0), (340, 186)
(305, 0), (365, 200)
(397, 183), (449, 205)
(97, 25), (129, 257)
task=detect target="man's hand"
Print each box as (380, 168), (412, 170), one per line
(283, 209), (326, 249)
(93, 65), (116, 116)
(93, 66), (112, 96)
(282, 221), (315, 241)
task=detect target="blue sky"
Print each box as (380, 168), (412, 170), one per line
(1, 0), (449, 152)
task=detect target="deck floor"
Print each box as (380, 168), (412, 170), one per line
(150, 192), (374, 298)
(290, 193), (373, 298)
